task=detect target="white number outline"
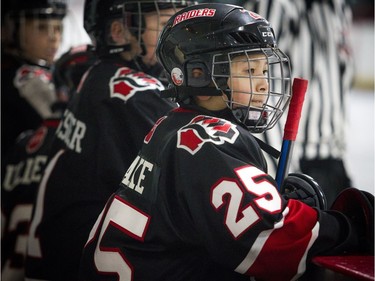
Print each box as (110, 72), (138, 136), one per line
(87, 195), (150, 281)
(211, 165), (281, 239)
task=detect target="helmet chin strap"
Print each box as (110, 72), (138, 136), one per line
(231, 106), (280, 159)
(107, 44), (131, 55)
(253, 135), (280, 159)
(232, 107), (267, 128)
(160, 86), (222, 102)
(97, 42), (132, 57)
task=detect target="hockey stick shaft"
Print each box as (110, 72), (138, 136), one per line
(276, 78), (308, 190)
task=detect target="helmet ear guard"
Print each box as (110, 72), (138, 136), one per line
(161, 60), (224, 101)
(186, 62), (211, 87)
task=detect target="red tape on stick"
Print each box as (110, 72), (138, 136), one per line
(283, 78), (308, 141)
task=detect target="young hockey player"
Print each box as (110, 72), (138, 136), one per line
(24, 1), (193, 280)
(1, 0), (66, 168)
(1, 44), (95, 281)
(79, 3), (373, 281)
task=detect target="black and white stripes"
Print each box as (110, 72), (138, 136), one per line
(244, 0), (354, 176)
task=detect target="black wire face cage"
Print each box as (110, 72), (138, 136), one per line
(212, 48), (291, 133)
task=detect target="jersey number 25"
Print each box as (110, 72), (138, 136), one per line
(85, 165), (281, 280)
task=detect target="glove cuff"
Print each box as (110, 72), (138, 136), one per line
(324, 210), (359, 254)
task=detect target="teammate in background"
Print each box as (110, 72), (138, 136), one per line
(1, 0), (67, 169)
(25, 1), (193, 280)
(1, 44), (96, 281)
(52, 44), (97, 102)
(1, 109), (64, 281)
(79, 4), (373, 281)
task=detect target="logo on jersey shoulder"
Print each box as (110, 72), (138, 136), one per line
(14, 65), (52, 87)
(177, 115), (239, 155)
(110, 67), (164, 102)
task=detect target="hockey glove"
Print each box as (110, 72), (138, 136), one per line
(282, 173), (327, 210)
(330, 187), (374, 254)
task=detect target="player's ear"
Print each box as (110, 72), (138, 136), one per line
(111, 20), (132, 45)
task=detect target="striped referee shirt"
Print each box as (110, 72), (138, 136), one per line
(243, 0), (354, 176)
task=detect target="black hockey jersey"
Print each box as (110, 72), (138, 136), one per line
(79, 105), (349, 281)
(1, 119), (60, 281)
(24, 57), (177, 280)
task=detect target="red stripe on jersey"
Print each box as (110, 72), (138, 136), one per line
(241, 200), (319, 280)
(173, 107), (196, 113)
(43, 119), (61, 128)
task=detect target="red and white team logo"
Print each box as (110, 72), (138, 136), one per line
(177, 115), (239, 155)
(26, 126), (48, 154)
(110, 67), (164, 102)
(14, 65), (52, 88)
(171, 67), (184, 86)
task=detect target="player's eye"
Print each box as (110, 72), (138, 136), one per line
(37, 23), (49, 33)
(246, 68), (254, 75)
